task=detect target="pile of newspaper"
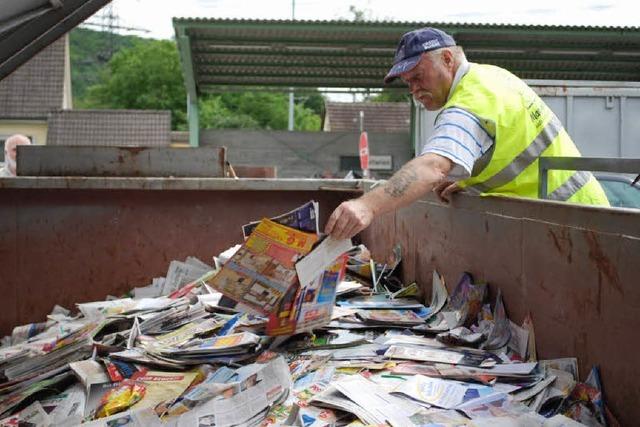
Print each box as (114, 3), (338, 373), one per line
(0, 202), (610, 426)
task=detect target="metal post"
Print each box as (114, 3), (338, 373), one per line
(538, 156), (640, 199)
(188, 94), (199, 147)
(287, 0), (295, 131)
(359, 110), (364, 132)
(288, 90), (294, 131)
(539, 159), (549, 199)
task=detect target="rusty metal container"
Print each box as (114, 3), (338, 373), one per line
(0, 177), (638, 424)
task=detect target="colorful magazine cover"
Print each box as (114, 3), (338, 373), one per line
(207, 202), (350, 336)
(206, 218), (318, 316)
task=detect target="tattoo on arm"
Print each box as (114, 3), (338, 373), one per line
(383, 165), (419, 198)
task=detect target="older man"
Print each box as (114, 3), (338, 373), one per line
(325, 27), (609, 239)
(1, 134), (31, 177)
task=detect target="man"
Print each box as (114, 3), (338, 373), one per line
(1, 134), (31, 177)
(325, 27), (609, 239)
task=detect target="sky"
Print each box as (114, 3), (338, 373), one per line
(92, 0), (638, 40)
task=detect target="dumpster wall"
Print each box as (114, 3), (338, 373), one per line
(2, 178), (639, 423)
(0, 178), (361, 335)
(361, 192), (640, 425)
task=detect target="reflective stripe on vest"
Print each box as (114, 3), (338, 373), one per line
(468, 116), (562, 193)
(547, 170), (592, 201)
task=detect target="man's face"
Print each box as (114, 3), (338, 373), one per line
(400, 51), (454, 111)
(4, 137), (30, 173)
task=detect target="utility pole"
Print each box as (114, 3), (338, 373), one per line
(288, 0), (295, 131)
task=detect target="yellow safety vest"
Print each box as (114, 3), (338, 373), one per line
(442, 63), (609, 206)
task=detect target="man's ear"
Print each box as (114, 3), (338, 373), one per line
(442, 49), (455, 69)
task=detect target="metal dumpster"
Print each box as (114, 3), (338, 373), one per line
(1, 177), (639, 424)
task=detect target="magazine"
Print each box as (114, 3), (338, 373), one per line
(206, 201), (350, 336)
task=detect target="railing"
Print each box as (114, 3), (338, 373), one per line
(538, 157), (640, 199)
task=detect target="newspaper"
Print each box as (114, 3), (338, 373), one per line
(207, 216), (349, 336)
(160, 366), (237, 418)
(0, 401), (51, 427)
(392, 375), (460, 408)
(512, 374), (558, 402)
(69, 359), (110, 391)
(357, 309), (425, 326)
(309, 385), (380, 425)
(161, 331), (261, 357)
(133, 278), (165, 299)
(31, 383), (86, 426)
(337, 295), (425, 309)
(84, 370), (197, 418)
(336, 280), (364, 296)
(522, 313), (537, 362)
(174, 356), (292, 427)
(481, 290), (511, 350)
(80, 408), (162, 427)
(141, 317), (225, 353)
(384, 345), (497, 367)
(270, 240), (349, 335)
(420, 273), (486, 333)
(162, 259), (213, 296)
(241, 200), (319, 238)
(455, 392), (534, 419)
(426, 270), (448, 319)
(207, 218), (318, 316)
(77, 298), (135, 320)
(508, 319), (530, 359)
(331, 375), (418, 426)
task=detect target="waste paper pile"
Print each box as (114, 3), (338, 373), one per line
(0, 202), (609, 426)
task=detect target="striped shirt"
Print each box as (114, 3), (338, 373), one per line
(420, 61), (494, 179)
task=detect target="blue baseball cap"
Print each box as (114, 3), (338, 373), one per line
(384, 27), (456, 84)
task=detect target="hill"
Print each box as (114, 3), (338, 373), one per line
(69, 27), (151, 103)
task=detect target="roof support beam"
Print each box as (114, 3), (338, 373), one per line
(176, 23), (200, 147)
(188, 94), (199, 147)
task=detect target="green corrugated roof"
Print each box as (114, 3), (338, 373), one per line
(173, 18), (640, 95)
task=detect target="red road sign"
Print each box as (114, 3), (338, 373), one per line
(359, 131), (369, 171)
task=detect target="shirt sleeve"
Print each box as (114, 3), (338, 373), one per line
(419, 107), (494, 179)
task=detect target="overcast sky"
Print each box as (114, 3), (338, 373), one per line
(93, 0), (638, 39)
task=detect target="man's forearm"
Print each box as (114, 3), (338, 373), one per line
(361, 154), (451, 216)
(324, 153), (452, 239)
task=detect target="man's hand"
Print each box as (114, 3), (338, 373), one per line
(433, 180), (462, 203)
(324, 198), (374, 240)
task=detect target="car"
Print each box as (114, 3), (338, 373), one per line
(595, 173), (640, 209)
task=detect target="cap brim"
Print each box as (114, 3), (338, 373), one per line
(383, 54), (421, 84)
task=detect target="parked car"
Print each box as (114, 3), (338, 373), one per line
(595, 173), (640, 209)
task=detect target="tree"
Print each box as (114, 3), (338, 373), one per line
(84, 39), (188, 129)
(301, 92), (326, 116)
(82, 38), (322, 131)
(69, 28), (141, 102)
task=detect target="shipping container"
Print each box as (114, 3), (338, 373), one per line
(415, 80), (640, 158)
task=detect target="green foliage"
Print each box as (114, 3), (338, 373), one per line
(198, 96), (259, 129)
(210, 92), (320, 131)
(83, 39), (188, 129)
(73, 29), (322, 131)
(301, 92), (326, 116)
(69, 28), (141, 102)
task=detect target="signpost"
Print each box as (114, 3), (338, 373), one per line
(359, 131), (369, 178)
